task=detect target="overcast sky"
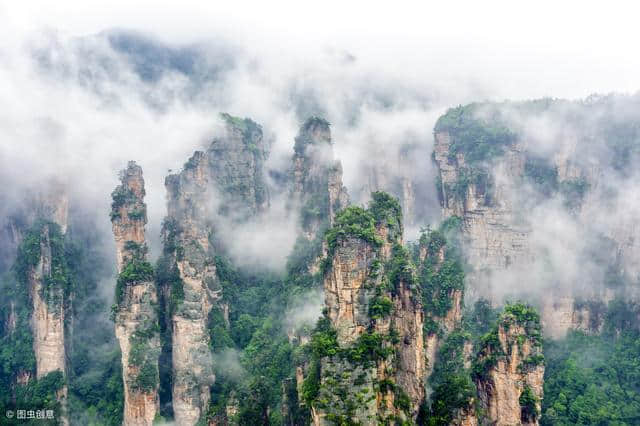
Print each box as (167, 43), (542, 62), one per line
(3, 1), (640, 100)
(1, 1), (640, 267)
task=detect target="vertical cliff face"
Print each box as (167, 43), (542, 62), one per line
(308, 192), (424, 424)
(30, 225), (67, 379)
(211, 113), (270, 220)
(283, 118), (351, 423)
(0, 193), (70, 422)
(418, 225), (465, 386)
(432, 108), (624, 339)
(11, 183), (71, 425)
(28, 220), (70, 425)
(473, 304), (544, 426)
(163, 152), (217, 425)
(111, 162), (160, 426)
(433, 130), (531, 302)
(160, 114), (270, 425)
(390, 271), (425, 415)
(291, 117), (349, 240)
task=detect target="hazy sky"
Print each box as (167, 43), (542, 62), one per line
(2, 1), (640, 270)
(4, 1), (640, 100)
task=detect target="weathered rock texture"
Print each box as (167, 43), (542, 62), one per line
(291, 117), (349, 241)
(312, 195), (424, 424)
(161, 114), (269, 425)
(282, 118), (352, 423)
(433, 131), (531, 301)
(473, 307), (544, 426)
(210, 113), (270, 220)
(164, 153), (217, 425)
(30, 225), (67, 379)
(28, 222), (69, 425)
(286, 118), (350, 344)
(433, 126), (624, 339)
(111, 162), (160, 426)
(22, 185), (70, 425)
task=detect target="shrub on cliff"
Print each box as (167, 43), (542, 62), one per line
(326, 206), (381, 254)
(434, 104), (516, 164)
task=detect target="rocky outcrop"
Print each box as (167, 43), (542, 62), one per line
(323, 235), (381, 345)
(28, 222), (69, 425)
(291, 117), (349, 240)
(433, 124), (627, 339)
(160, 114), (269, 425)
(285, 118), (351, 415)
(310, 193), (424, 424)
(111, 162), (160, 426)
(473, 304), (544, 426)
(539, 295), (609, 339)
(424, 290), (462, 382)
(433, 131), (532, 302)
(391, 277), (425, 413)
(210, 113), (270, 220)
(19, 185), (71, 425)
(163, 153), (217, 426)
(30, 225), (67, 380)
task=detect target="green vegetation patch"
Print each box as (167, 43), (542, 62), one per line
(110, 186), (139, 220)
(387, 243), (417, 294)
(128, 323), (160, 392)
(220, 112), (262, 139)
(446, 166), (494, 203)
(542, 308), (640, 425)
(501, 302), (543, 347)
(423, 329), (476, 425)
(524, 155), (558, 195)
(208, 306), (234, 352)
(326, 206), (382, 255)
(301, 192), (330, 230)
(519, 385), (539, 422)
(293, 116), (331, 154)
(434, 103), (517, 165)
(303, 316), (397, 412)
(419, 227), (465, 319)
(368, 191), (403, 234)
(114, 258), (154, 306)
(12, 222), (72, 311)
(0, 370), (65, 425)
(472, 303), (543, 381)
(369, 295), (393, 319)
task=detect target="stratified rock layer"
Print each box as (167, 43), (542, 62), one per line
(291, 117), (349, 240)
(432, 126), (623, 338)
(29, 223), (69, 425)
(111, 162), (160, 426)
(162, 114), (269, 425)
(312, 195), (424, 424)
(433, 131), (531, 301)
(473, 307), (544, 426)
(25, 186), (70, 425)
(164, 153), (217, 425)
